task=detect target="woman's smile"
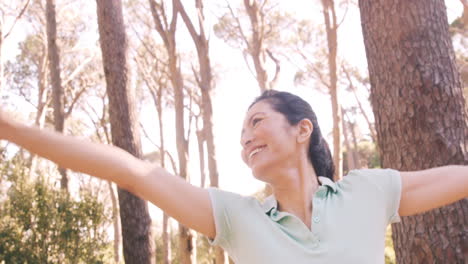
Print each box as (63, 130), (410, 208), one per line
(248, 145), (267, 160)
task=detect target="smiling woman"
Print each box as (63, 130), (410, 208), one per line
(0, 90), (467, 264)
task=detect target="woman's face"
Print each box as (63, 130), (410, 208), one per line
(240, 100), (300, 180)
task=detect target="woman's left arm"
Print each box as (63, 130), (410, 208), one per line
(399, 165), (468, 216)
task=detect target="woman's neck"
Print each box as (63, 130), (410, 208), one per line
(269, 160), (320, 229)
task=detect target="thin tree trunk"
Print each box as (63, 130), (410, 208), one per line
(342, 108), (355, 172)
(196, 128), (206, 188)
(96, 1), (154, 263)
(155, 85), (171, 264)
(162, 213), (171, 264)
(242, 0), (280, 92)
(28, 42), (49, 179)
(321, 0), (343, 181)
(45, 0), (68, 191)
(0, 19), (3, 97)
(348, 121), (360, 168)
(461, 0), (468, 27)
(100, 109), (122, 264)
(149, 1), (194, 263)
(108, 181), (122, 264)
(342, 66), (377, 143)
(244, 0), (268, 92)
(147, 1), (193, 263)
(359, 0), (468, 263)
(176, 1), (226, 262)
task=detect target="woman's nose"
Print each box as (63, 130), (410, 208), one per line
(240, 131), (253, 148)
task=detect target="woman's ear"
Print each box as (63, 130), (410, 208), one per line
(297, 118), (313, 144)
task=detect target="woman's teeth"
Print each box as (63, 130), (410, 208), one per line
(249, 147), (265, 159)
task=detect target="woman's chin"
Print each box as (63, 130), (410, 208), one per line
(251, 163), (273, 182)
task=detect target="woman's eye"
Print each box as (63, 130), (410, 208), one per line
(252, 118), (262, 126)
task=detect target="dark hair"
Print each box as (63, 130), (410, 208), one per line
(249, 90), (335, 181)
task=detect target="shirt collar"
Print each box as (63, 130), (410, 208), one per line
(261, 176), (337, 213)
(318, 176), (337, 192)
(262, 195), (277, 214)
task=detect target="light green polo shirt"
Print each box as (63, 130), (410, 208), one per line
(208, 169), (401, 264)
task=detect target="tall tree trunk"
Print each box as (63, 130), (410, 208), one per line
(242, 0), (280, 92)
(321, 0), (343, 181)
(176, 1), (226, 262)
(359, 0), (468, 263)
(96, 1), (154, 263)
(243, 0), (268, 92)
(45, 0), (68, 191)
(148, 1), (194, 263)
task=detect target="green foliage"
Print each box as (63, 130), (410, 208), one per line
(343, 140), (381, 174)
(153, 228), (217, 264)
(385, 226), (396, 264)
(0, 158), (112, 263)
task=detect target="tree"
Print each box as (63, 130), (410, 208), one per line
(319, 0), (343, 180)
(133, 31), (174, 264)
(288, 0), (348, 181)
(359, 0), (468, 262)
(5, 1), (94, 180)
(147, 1), (194, 263)
(0, 0), (30, 96)
(214, 0), (287, 92)
(96, 0), (154, 263)
(176, 1), (226, 262)
(45, 0), (68, 191)
(0, 155), (112, 263)
(82, 89), (123, 264)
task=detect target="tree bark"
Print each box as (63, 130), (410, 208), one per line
(359, 0), (468, 263)
(96, 1), (154, 263)
(321, 0), (343, 181)
(45, 0), (68, 191)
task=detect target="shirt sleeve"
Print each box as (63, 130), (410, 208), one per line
(347, 168), (402, 224)
(207, 187), (251, 251)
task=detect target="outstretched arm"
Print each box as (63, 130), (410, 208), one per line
(399, 165), (468, 216)
(0, 110), (216, 238)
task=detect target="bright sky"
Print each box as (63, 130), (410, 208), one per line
(1, 0), (463, 221)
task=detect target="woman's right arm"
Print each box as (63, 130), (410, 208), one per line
(0, 110), (216, 238)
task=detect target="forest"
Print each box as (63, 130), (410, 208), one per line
(0, 0), (466, 263)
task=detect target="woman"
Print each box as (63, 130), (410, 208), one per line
(0, 90), (466, 263)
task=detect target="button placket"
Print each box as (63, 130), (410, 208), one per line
(311, 187), (326, 246)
